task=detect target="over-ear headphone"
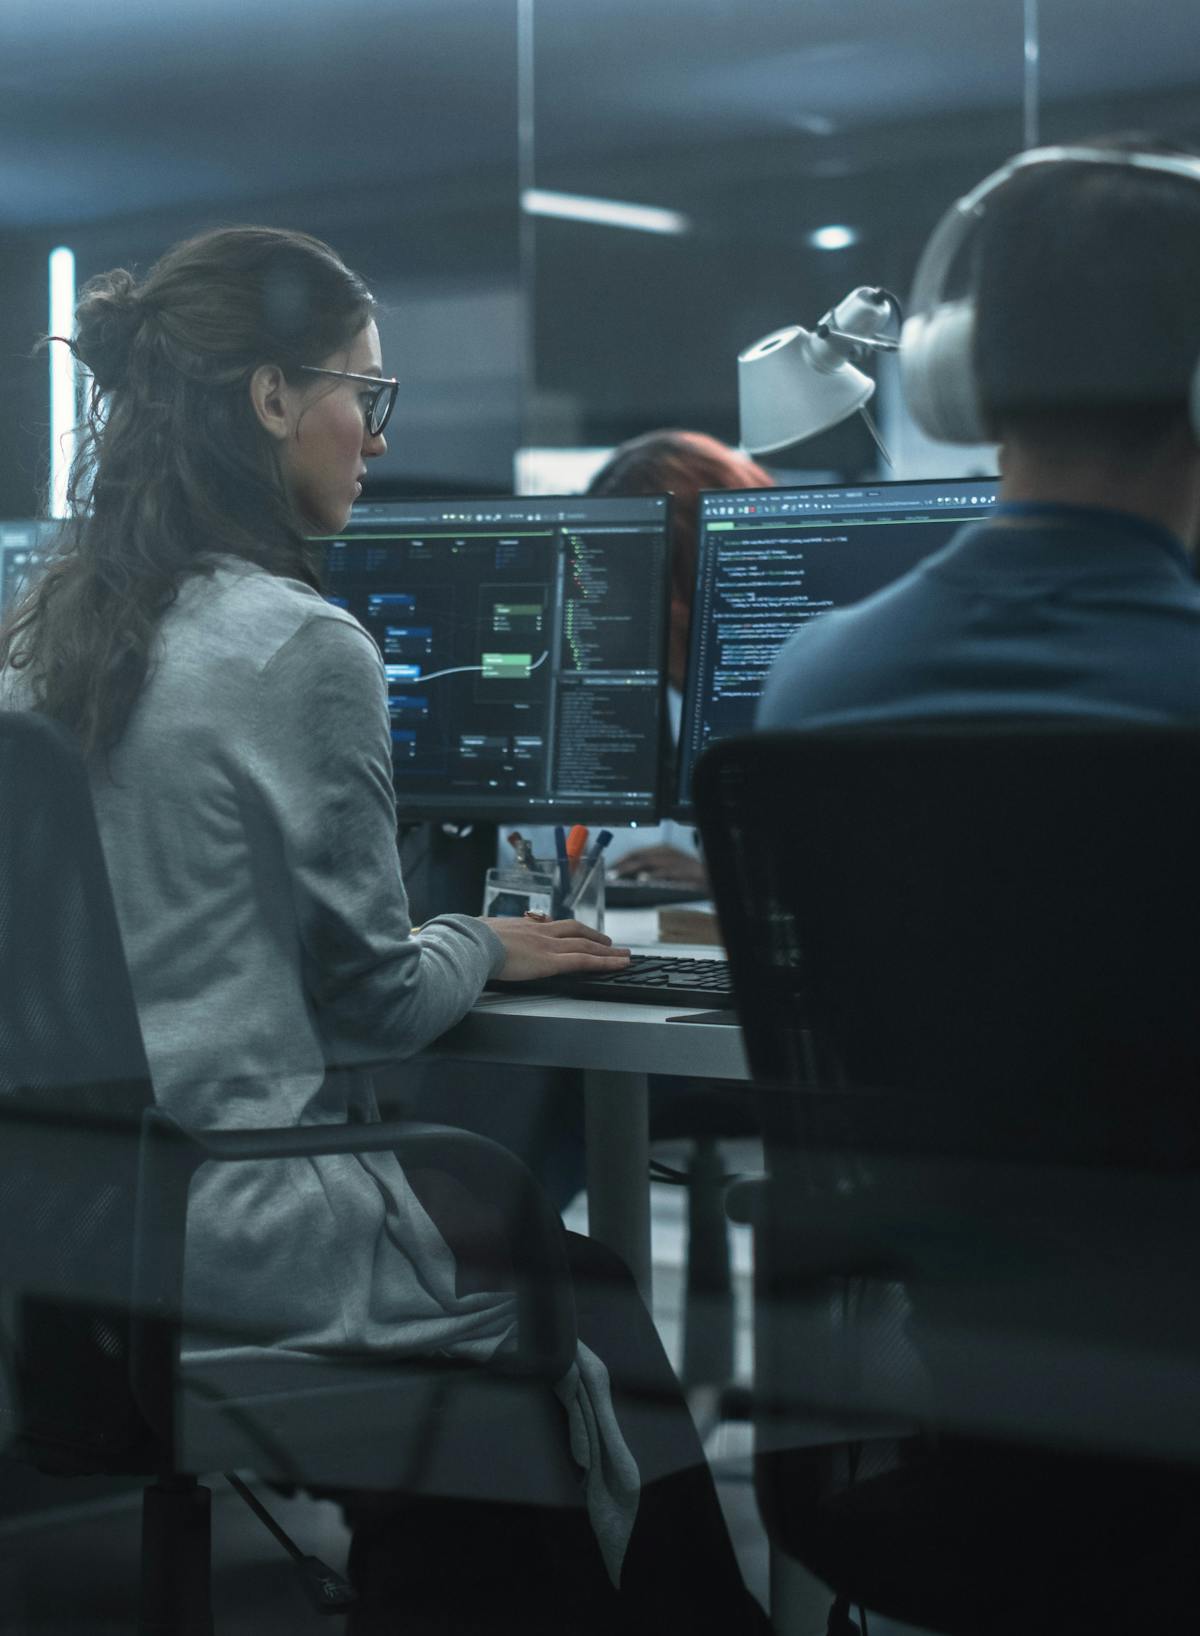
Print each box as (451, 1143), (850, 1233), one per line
(899, 144), (1200, 445)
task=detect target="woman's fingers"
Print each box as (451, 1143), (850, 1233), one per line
(539, 918), (613, 945)
(544, 941), (631, 961)
(520, 911), (610, 943)
(480, 914), (631, 980)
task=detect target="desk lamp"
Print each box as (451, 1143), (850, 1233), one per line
(738, 285), (901, 462)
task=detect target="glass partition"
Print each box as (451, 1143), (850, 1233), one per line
(524, 0), (1200, 485)
(1, 1), (1199, 514)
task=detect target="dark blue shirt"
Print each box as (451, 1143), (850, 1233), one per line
(757, 504), (1200, 730)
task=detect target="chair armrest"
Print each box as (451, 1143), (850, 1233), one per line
(151, 1112), (497, 1165)
(131, 1108), (577, 1437)
(387, 1122), (578, 1379)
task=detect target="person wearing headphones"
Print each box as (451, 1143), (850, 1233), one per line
(758, 133), (1200, 731)
(749, 133), (1200, 1630)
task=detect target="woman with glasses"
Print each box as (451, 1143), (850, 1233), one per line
(0, 226), (766, 1634)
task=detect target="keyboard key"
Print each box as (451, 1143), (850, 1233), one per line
(488, 953), (737, 1008)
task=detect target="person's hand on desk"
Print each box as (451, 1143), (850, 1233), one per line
(480, 914), (631, 982)
(612, 845), (708, 890)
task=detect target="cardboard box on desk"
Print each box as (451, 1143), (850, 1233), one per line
(657, 902), (723, 946)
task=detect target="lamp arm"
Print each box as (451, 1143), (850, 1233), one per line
(815, 286), (904, 356)
(816, 328), (900, 353)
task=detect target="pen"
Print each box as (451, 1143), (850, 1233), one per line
(553, 824), (571, 902)
(583, 829), (613, 870)
(565, 829), (613, 911)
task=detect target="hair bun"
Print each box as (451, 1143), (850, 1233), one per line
(72, 269), (146, 392)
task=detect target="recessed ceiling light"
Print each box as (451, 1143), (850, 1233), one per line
(792, 113), (837, 137)
(809, 224), (859, 251)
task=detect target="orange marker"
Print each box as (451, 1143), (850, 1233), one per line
(566, 824), (589, 872)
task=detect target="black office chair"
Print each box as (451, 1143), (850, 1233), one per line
(0, 709), (586, 1635)
(695, 723), (1200, 1636)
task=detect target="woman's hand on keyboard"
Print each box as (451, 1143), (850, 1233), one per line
(480, 915), (632, 982)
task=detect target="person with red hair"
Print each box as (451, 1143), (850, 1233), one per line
(588, 430), (774, 886)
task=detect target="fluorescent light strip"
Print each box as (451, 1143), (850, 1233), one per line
(521, 189), (689, 236)
(48, 246), (77, 520)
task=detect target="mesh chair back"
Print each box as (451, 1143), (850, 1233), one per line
(696, 724), (1200, 1567)
(0, 710), (157, 1468)
(696, 723), (1200, 1168)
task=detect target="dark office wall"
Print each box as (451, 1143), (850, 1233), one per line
(526, 105), (1017, 474)
(0, 175), (523, 516)
(527, 80), (1200, 479)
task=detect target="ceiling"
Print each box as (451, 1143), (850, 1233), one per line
(1, 0), (1196, 506)
(3, 0), (1198, 231)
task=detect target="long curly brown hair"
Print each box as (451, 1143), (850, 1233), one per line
(0, 226), (374, 758)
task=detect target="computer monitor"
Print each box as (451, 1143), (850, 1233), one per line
(0, 521), (53, 616)
(674, 475), (1000, 814)
(322, 494), (672, 823)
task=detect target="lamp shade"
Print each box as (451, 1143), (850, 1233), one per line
(738, 323), (875, 455)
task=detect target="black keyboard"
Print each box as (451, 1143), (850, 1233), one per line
(488, 954), (736, 1008)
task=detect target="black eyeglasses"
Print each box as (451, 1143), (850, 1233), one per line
(299, 366), (399, 437)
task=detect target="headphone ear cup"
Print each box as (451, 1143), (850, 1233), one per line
(900, 299), (990, 444)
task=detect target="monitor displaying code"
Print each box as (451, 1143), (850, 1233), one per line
(675, 477), (999, 813)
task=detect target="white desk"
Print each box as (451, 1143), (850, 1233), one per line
(426, 934), (749, 1303)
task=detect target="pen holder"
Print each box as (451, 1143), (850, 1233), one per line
(481, 857), (605, 933)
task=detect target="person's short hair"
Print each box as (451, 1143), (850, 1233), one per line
(973, 132), (1200, 448)
(587, 430), (772, 609)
